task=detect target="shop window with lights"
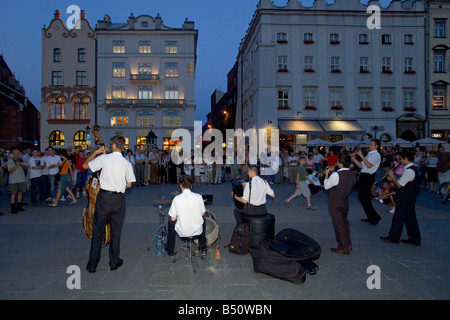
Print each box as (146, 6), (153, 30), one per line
(73, 131), (87, 149)
(49, 130), (65, 147)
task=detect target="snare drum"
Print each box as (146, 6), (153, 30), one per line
(195, 210), (220, 247)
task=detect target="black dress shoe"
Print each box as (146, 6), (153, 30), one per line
(361, 218), (371, 223)
(379, 236), (399, 243)
(110, 259), (123, 271)
(166, 250), (175, 257)
(401, 239), (421, 246)
(370, 219), (381, 226)
(86, 266), (96, 273)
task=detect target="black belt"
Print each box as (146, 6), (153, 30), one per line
(100, 189), (122, 195)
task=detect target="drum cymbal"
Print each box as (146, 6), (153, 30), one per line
(153, 199), (173, 205)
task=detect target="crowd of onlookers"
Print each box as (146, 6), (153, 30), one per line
(0, 143), (449, 215)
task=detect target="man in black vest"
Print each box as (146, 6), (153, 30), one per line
(380, 151), (421, 246)
(324, 153), (357, 254)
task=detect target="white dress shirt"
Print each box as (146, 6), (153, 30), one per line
(398, 163), (416, 187)
(168, 189), (205, 238)
(360, 150), (381, 175)
(89, 151), (136, 193)
(242, 175), (274, 206)
(324, 168), (349, 190)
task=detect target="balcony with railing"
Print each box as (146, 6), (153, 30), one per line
(129, 74), (160, 83)
(104, 98), (185, 108)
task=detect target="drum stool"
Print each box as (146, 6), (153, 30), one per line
(242, 213), (275, 248)
(172, 234), (202, 273)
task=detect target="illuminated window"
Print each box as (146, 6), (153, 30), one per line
(112, 86), (126, 99)
(138, 63), (152, 74)
(163, 137), (179, 151)
(165, 62), (178, 77)
(136, 110), (155, 127)
(73, 131), (87, 149)
(136, 137), (147, 149)
(49, 130), (65, 147)
(163, 110), (181, 127)
(112, 62), (126, 78)
(433, 86), (446, 110)
(112, 41), (125, 53)
(164, 86), (179, 99)
(110, 110), (129, 127)
(49, 96), (65, 119)
(138, 86), (152, 100)
(165, 41), (178, 54)
(139, 41), (151, 53)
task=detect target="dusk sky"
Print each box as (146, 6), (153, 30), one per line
(0, 0), (393, 124)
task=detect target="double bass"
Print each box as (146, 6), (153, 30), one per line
(82, 125), (111, 247)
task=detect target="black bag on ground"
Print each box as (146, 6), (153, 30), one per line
(225, 223), (250, 255)
(249, 246), (306, 284)
(268, 228), (322, 263)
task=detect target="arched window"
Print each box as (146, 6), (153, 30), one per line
(73, 131), (87, 149)
(110, 110), (129, 127)
(162, 110), (181, 127)
(73, 96), (89, 119)
(49, 96), (66, 119)
(49, 130), (65, 147)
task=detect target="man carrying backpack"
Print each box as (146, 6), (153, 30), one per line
(232, 165), (275, 224)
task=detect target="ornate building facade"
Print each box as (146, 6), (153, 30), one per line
(234, 0), (427, 151)
(427, 0), (450, 143)
(95, 13), (198, 151)
(40, 10), (96, 149)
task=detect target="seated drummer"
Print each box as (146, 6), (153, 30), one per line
(232, 165), (275, 224)
(166, 174), (208, 256)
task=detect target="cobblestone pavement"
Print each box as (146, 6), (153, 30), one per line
(0, 181), (449, 300)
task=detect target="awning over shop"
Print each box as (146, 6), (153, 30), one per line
(318, 120), (366, 134)
(278, 120), (324, 134)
